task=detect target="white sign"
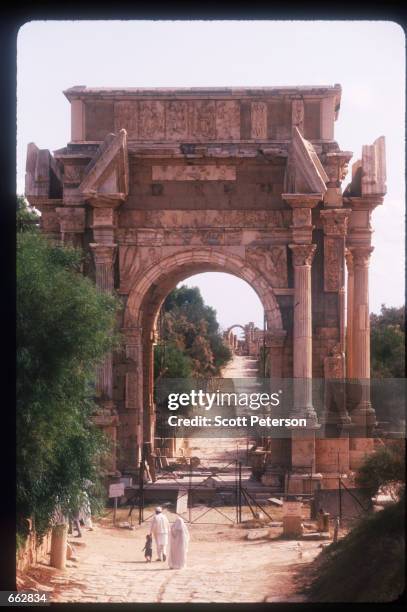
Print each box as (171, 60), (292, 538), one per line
(283, 501), (302, 516)
(176, 488), (189, 515)
(109, 483), (125, 498)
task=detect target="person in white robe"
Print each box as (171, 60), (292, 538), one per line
(168, 516), (190, 569)
(150, 507), (170, 561)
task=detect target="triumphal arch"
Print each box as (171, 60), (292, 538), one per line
(25, 85), (386, 489)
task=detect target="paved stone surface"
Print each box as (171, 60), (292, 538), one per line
(24, 520), (322, 603)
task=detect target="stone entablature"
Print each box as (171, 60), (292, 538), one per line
(64, 85), (342, 144)
(25, 84), (386, 472)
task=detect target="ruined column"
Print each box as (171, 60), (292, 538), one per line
(90, 243), (116, 399)
(348, 245), (375, 426)
(345, 249), (354, 378)
(122, 326), (143, 469)
(288, 243), (317, 422)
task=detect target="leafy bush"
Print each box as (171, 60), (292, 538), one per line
(17, 231), (121, 536)
(355, 442), (405, 497)
(156, 285), (232, 378)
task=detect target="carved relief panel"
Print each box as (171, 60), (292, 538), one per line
(324, 238), (343, 292)
(114, 101), (138, 138)
(251, 102), (267, 139)
(215, 101), (240, 140)
(189, 100), (216, 140)
(139, 101), (165, 140)
(245, 245), (288, 287)
(166, 101), (189, 140)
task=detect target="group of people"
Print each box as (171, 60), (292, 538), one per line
(144, 507), (190, 570)
(53, 489), (93, 538)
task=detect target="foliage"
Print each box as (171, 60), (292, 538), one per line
(306, 493), (405, 602)
(355, 442), (405, 498)
(154, 343), (193, 379)
(155, 285), (232, 379)
(370, 304), (405, 377)
(16, 196), (40, 232)
(17, 231), (121, 536)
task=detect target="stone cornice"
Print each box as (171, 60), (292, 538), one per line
(282, 193), (322, 207)
(85, 193), (126, 208)
(343, 196), (384, 211)
(64, 84), (342, 103)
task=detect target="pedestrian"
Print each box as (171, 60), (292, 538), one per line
(150, 506), (170, 561)
(142, 534), (153, 562)
(68, 507), (82, 537)
(168, 516), (190, 570)
(67, 493), (83, 537)
(333, 516), (340, 543)
(80, 490), (93, 531)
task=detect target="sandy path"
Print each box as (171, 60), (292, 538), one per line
(30, 518), (320, 603)
(19, 356), (322, 603)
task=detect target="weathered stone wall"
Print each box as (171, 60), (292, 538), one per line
(25, 85), (386, 473)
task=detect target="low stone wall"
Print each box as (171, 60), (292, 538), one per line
(17, 522), (52, 573)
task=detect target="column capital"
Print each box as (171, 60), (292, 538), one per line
(90, 242), (117, 264)
(320, 209), (350, 236)
(289, 243), (317, 267)
(348, 245), (374, 268)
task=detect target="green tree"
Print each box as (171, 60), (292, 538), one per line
(370, 304), (405, 377)
(157, 286), (232, 378)
(154, 343), (193, 379)
(17, 231), (121, 537)
(355, 442), (405, 498)
(16, 195), (40, 232)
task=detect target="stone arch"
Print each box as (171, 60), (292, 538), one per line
(124, 248), (283, 331)
(120, 248), (286, 467)
(226, 324), (247, 335)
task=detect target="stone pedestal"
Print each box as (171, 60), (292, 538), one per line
(50, 524), (67, 570)
(283, 515), (303, 538)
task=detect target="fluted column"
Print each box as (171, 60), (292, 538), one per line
(345, 249), (354, 378)
(289, 244), (317, 422)
(90, 243), (116, 399)
(122, 326), (143, 468)
(348, 246), (375, 425)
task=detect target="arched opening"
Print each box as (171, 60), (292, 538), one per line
(121, 248), (287, 471)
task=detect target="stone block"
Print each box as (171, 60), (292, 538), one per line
(283, 515), (303, 538)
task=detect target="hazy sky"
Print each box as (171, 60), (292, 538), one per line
(17, 20), (405, 330)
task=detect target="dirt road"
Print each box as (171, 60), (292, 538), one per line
(19, 355), (323, 603)
(22, 516), (321, 603)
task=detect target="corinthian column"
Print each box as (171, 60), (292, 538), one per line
(90, 243), (116, 399)
(289, 244), (317, 423)
(345, 249), (354, 378)
(348, 245), (375, 425)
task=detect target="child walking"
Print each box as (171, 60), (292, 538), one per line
(142, 534), (153, 562)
